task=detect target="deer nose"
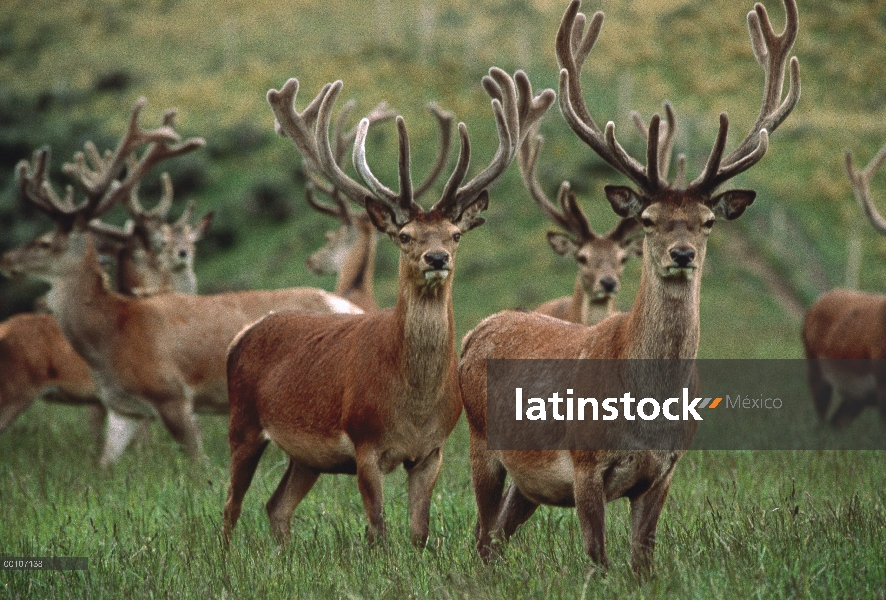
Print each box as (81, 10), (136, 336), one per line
(599, 277), (617, 293)
(177, 249), (188, 259)
(424, 252), (449, 270)
(669, 247), (695, 268)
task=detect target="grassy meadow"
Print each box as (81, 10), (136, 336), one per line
(1, 0), (886, 597)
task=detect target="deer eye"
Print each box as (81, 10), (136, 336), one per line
(452, 232), (461, 243)
(398, 233), (411, 244)
(641, 217), (654, 228)
(577, 255), (588, 265)
(703, 218), (715, 229)
(620, 256), (629, 264)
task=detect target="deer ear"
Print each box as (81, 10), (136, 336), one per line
(546, 231), (579, 256)
(709, 189), (756, 221)
(605, 185), (645, 218)
(452, 190), (489, 233)
(364, 197), (400, 235)
(190, 212), (214, 243)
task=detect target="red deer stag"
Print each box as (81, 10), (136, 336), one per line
(0, 195), (212, 437)
(0, 99), (365, 467)
(803, 141), (886, 427)
(459, 0), (799, 574)
(304, 100), (454, 311)
(222, 69), (554, 546)
(0, 106), (211, 438)
(519, 125), (646, 324)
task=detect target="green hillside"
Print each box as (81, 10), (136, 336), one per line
(3, 0), (886, 357)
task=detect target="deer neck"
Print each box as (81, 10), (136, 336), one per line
(395, 259), (455, 391)
(573, 275), (614, 325)
(46, 232), (122, 358)
(336, 228), (377, 310)
(623, 257), (701, 360)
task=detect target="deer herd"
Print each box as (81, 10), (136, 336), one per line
(0, 0), (881, 577)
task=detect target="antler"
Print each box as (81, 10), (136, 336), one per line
(303, 99), (455, 225)
(16, 99), (204, 230)
(302, 100), (396, 225)
(272, 70), (553, 226)
(846, 141), (886, 235)
(518, 127), (593, 241)
(688, 0), (800, 193)
(556, 0), (800, 196)
(556, 5), (657, 193)
(430, 68), (555, 222)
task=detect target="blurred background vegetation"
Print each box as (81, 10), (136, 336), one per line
(2, 0), (886, 358)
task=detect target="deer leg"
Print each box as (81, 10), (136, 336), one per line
(153, 396), (203, 461)
(405, 446), (443, 548)
(807, 359), (832, 421)
(469, 433), (507, 560)
(629, 474), (673, 578)
(266, 459), (319, 544)
(223, 430), (269, 545)
(355, 446), (386, 544)
(495, 482), (539, 540)
(98, 410), (143, 468)
(574, 464), (608, 570)
(0, 395), (32, 433)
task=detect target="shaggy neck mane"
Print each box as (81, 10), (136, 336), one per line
(625, 260), (701, 360)
(395, 259), (455, 391)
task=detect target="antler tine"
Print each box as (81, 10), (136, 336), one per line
(847, 143), (886, 236)
(353, 115), (415, 224)
(632, 102), (677, 181)
(332, 100), (358, 165)
(64, 98), (182, 207)
(413, 103), (455, 199)
(86, 218), (131, 244)
(556, 2), (658, 193)
(558, 183), (594, 241)
(301, 98), (395, 223)
(315, 81), (381, 208)
(16, 148), (79, 222)
(690, 0), (800, 193)
(338, 101), (397, 164)
(174, 199), (196, 228)
(103, 133), (204, 220)
(674, 154), (688, 188)
(434, 68), (554, 220)
(305, 182), (351, 225)
(268, 78), (332, 174)
(122, 149), (174, 221)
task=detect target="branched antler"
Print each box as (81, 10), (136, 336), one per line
(16, 99), (204, 230)
(846, 141), (886, 235)
(556, 0), (800, 196)
(270, 69), (554, 227)
(518, 128), (592, 241)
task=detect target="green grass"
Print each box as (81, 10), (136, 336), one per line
(3, 0), (886, 597)
(1, 404), (885, 599)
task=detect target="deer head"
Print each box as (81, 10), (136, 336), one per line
(557, 0), (799, 287)
(268, 69), (555, 295)
(2, 99), (204, 286)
